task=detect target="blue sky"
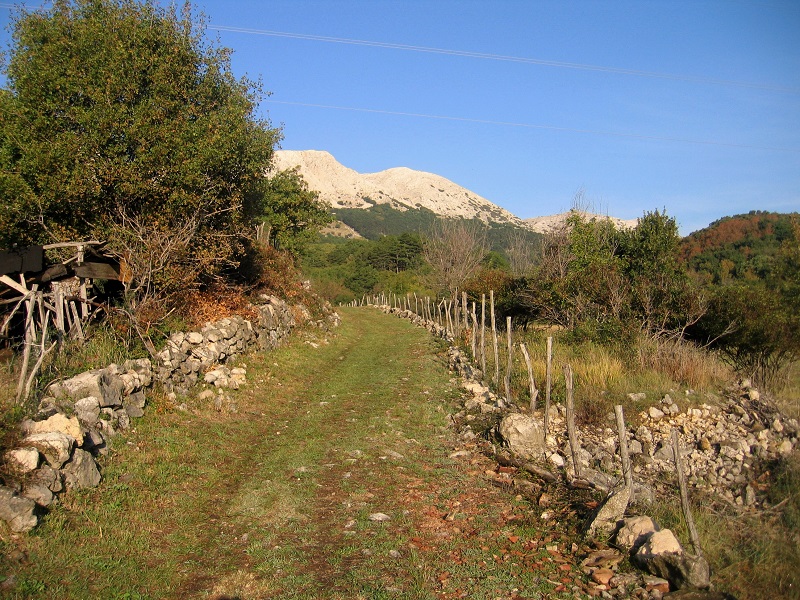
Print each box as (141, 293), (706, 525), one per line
(2, 1), (799, 234)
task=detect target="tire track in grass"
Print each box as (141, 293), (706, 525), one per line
(196, 307), (460, 598)
(3, 308), (590, 599)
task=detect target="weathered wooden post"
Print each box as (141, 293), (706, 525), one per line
(15, 287), (37, 403)
(470, 302), (477, 359)
(545, 336), (553, 435)
(470, 311), (478, 362)
(445, 300), (453, 335)
(480, 293), (486, 377)
(615, 405), (633, 501)
(672, 429), (703, 557)
(491, 290), (499, 385)
(520, 342), (538, 412)
(564, 364), (582, 479)
(77, 244), (89, 319)
(504, 316), (513, 401)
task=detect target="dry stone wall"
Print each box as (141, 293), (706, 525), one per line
(0, 295), (337, 533)
(379, 303), (798, 595)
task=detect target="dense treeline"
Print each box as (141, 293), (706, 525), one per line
(307, 208), (799, 390)
(681, 211), (798, 284)
(0, 0), (330, 328)
(683, 213), (800, 388)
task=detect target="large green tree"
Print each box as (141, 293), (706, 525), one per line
(0, 0), (279, 281)
(247, 167), (332, 254)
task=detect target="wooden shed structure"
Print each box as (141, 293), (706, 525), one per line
(1, 241), (128, 402)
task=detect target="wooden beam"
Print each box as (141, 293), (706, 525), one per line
(73, 261), (122, 280)
(0, 274), (28, 295)
(41, 240), (103, 250)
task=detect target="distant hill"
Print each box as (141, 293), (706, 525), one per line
(273, 150), (639, 247)
(524, 210), (638, 233)
(680, 211), (798, 283)
(272, 150), (525, 227)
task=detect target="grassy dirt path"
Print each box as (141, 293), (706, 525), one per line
(0, 308), (590, 599)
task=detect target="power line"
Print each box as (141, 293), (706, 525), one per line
(266, 99), (800, 153)
(212, 25), (799, 95)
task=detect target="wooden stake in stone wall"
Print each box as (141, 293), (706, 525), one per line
(519, 342), (538, 412)
(491, 290), (499, 385)
(15, 288), (37, 403)
(480, 294), (487, 377)
(614, 405), (633, 502)
(462, 291), (468, 335)
(471, 312), (478, 363)
(504, 316), (513, 401)
(470, 302), (477, 359)
(672, 428), (703, 557)
(545, 336), (553, 435)
(563, 364), (582, 479)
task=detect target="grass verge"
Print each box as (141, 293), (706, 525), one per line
(0, 307), (591, 599)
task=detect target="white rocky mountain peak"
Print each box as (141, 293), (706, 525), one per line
(271, 150), (525, 226)
(271, 150), (638, 231)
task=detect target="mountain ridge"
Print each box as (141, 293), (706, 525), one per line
(272, 149), (638, 233)
(272, 149), (525, 226)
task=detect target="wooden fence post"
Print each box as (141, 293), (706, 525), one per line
(15, 288), (37, 403)
(491, 290), (499, 385)
(462, 291), (468, 334)
(564, 364), (582, 479)
(615, 405), (633, 501)
(672, 429), (703, 557)
(480, 294), (486, 377)
(520, 343), (538, 412)
(504, 316), (513, 401)
(545, 336), (553, 435)
(470, 302), (477, 360)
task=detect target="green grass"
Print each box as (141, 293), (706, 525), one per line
(453, 323), (732, 429)
(0, 307), (589, 599)
(648, 452), (800, 600)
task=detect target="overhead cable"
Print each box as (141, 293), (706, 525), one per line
(265, 99), (800, 153)
(212, 25), (799, 94)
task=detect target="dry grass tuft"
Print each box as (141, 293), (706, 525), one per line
(650, 453), (800, 600)
(182, 284), (259, 330)
(637, 336), (732, 391)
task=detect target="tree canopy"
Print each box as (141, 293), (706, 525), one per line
(247, 167), (332, 253)
(0, 0), (279, 276)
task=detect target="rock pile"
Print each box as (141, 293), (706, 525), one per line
(0, 295), (329, 533)
(381, 303), (795, 597)
(539, 386), (798, 509)
(154, 296), (296, 394)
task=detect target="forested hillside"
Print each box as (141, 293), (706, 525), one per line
(681, 211), (798, 284)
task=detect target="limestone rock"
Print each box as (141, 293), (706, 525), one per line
(48, 369), (124, 407)
(643, 552), (710, 590)
(74, 396), (101, 425)
(586, 486), (631, 537)
(23, 432), (75, 468)
(615, 515), (659, 553)
(637, 529), (683, 557)
(4, 447), (40, 473)
(32, 465), (63, 493)
(22, 483), (54, 508)
(498, 413), (545, 460)
(123, 391), (146, 418)
(368, 512), (391, 522)
(61, 449), (102, 490)
(26, 413), (83, 444)
(0, 486), (38, 532)
(635, 529), (711, 590)
(186, 331), (204, 344)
